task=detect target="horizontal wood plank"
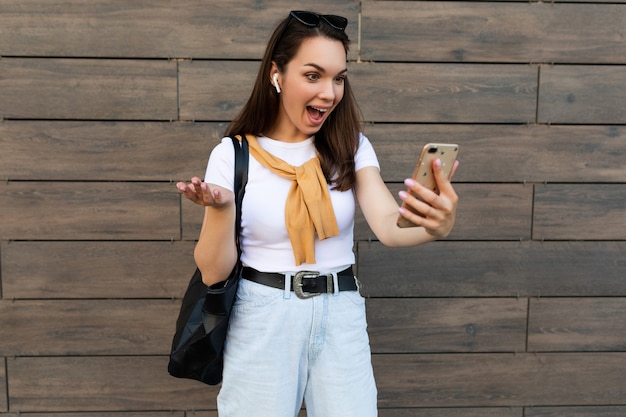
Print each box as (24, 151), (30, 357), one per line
(0, 241), (196, 299)
(179, 61), (538, 123)
(356, 241), (626, 297)
(362, 2), (626, 63)
(379, 409), (522, 417)
(178, 60), (259, 121)
(350, 63), (537, 123)
(0, 59), (177, 120)
(0, 297), (527, 357)
(533, 184), (626, 240)
(0, 295), (528, 356)
(526, 406), (626, 417)
(0, 121), (227, 181)
(0, 412), (185, 417)
(184, 186), (534, 241)
(184, 183), (535, 242)
(181, 184), (535, 242)
(0, 182), (179, 240)
(528, 298), (626, 352)
(0, 359), (6, 412)
(362, 124), (626, 183)
(374, 353), (626, 407)
(0, 0), (359, 59)
(192, 188), (519, 241)
(0, 300), (179, 356)
(356, 183), (533, 241)
(538, 66), (626, 124)
(2, 122), (623, 184)
(367, 298), (527, 353)
(7, 356), (217, 412)
(8, 354), (626, 411)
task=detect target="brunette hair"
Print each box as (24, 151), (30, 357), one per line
(225, 13), (362, 191)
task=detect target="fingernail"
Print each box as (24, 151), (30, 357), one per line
(404, 178), (416, 187)
(399, 190), (408, 199)
(201, 183), (208, 191)
(434, 159), (442, 168)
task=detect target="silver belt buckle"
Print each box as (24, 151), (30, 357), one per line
(294, 270), (328, 299)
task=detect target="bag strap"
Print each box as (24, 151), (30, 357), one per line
(231, 134), (249, 258)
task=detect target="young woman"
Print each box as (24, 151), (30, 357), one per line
(177, 10), (458, 417)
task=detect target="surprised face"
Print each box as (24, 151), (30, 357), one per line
(268, 36), (347, 142)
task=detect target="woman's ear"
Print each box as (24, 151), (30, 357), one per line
(270, 62), (281, 94)
(272, 73), (281, 93)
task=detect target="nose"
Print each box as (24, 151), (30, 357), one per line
(318, 79), (336, 102)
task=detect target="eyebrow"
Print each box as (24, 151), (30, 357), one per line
(304, 63), (348, 76)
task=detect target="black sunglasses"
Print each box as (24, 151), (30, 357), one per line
(274, 11), (348, 49)
(288, 10), (348, 31)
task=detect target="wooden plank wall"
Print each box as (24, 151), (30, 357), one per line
(1, 0), (625, 415)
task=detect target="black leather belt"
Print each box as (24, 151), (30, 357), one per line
(241, 266), (358, 299)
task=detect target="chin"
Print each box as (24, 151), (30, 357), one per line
(306, 124), (324, 135)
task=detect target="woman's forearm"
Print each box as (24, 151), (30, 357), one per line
(193, 204), (238, 286)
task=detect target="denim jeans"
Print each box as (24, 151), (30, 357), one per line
(217, 277), (378, 417)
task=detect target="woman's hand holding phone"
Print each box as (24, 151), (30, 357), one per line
(396, 143), (459, 236)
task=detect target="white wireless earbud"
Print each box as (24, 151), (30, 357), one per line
(273, 73), (281, 94)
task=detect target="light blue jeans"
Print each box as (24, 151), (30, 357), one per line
(217, 277), (378, 417)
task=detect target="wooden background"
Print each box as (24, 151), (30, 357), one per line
(1, 0), (625, 415)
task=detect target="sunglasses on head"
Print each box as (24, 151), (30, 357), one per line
(274, 11), (348, 49)
(288, 10), (348, 31)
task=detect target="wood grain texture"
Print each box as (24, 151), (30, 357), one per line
(356, 241), (626, 297)
(361, 1), (626, 63)
(179, 62), (538, 123)
(0, 241), (196, 299)
(0, 0), (359, 59)
(367, 298), (527, 353)
(533, 184), (626, 240)
(6, 356), (217, 412)
(0, 296), (527, 357)
(538, 65), (626, 124)
(0, 59), (177, 120)
(178, 60), (260, 121)
(373, 353), (626, 407)
(526, 406), (626, 417)
(0, 182), (179, 240)
(0, 361), (6, 412)
(0, 414), (186, 417)
(0, 300), (179, 356)
(355, 183), (534, 241)
(362, 124), (626, 183)
(8, 354), (626, 411)
(528, 298), (626, 352)
(0, 121), (227, 181)
(185, 183), (535, 242)
(350, 63), (537, 123)
(379, 409), (522, 417)
(2, 122), (622, 184)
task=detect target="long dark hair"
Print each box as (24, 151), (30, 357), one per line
(225, 13), (362, 191)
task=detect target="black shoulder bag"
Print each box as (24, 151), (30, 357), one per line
(168, 134), (249, 385)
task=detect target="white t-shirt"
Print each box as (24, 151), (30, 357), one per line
(204, 133), (380, 273)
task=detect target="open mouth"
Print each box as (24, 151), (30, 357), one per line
(307, 106), (328, 123)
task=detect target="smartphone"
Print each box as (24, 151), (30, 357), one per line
(396, 143), (459, 228)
